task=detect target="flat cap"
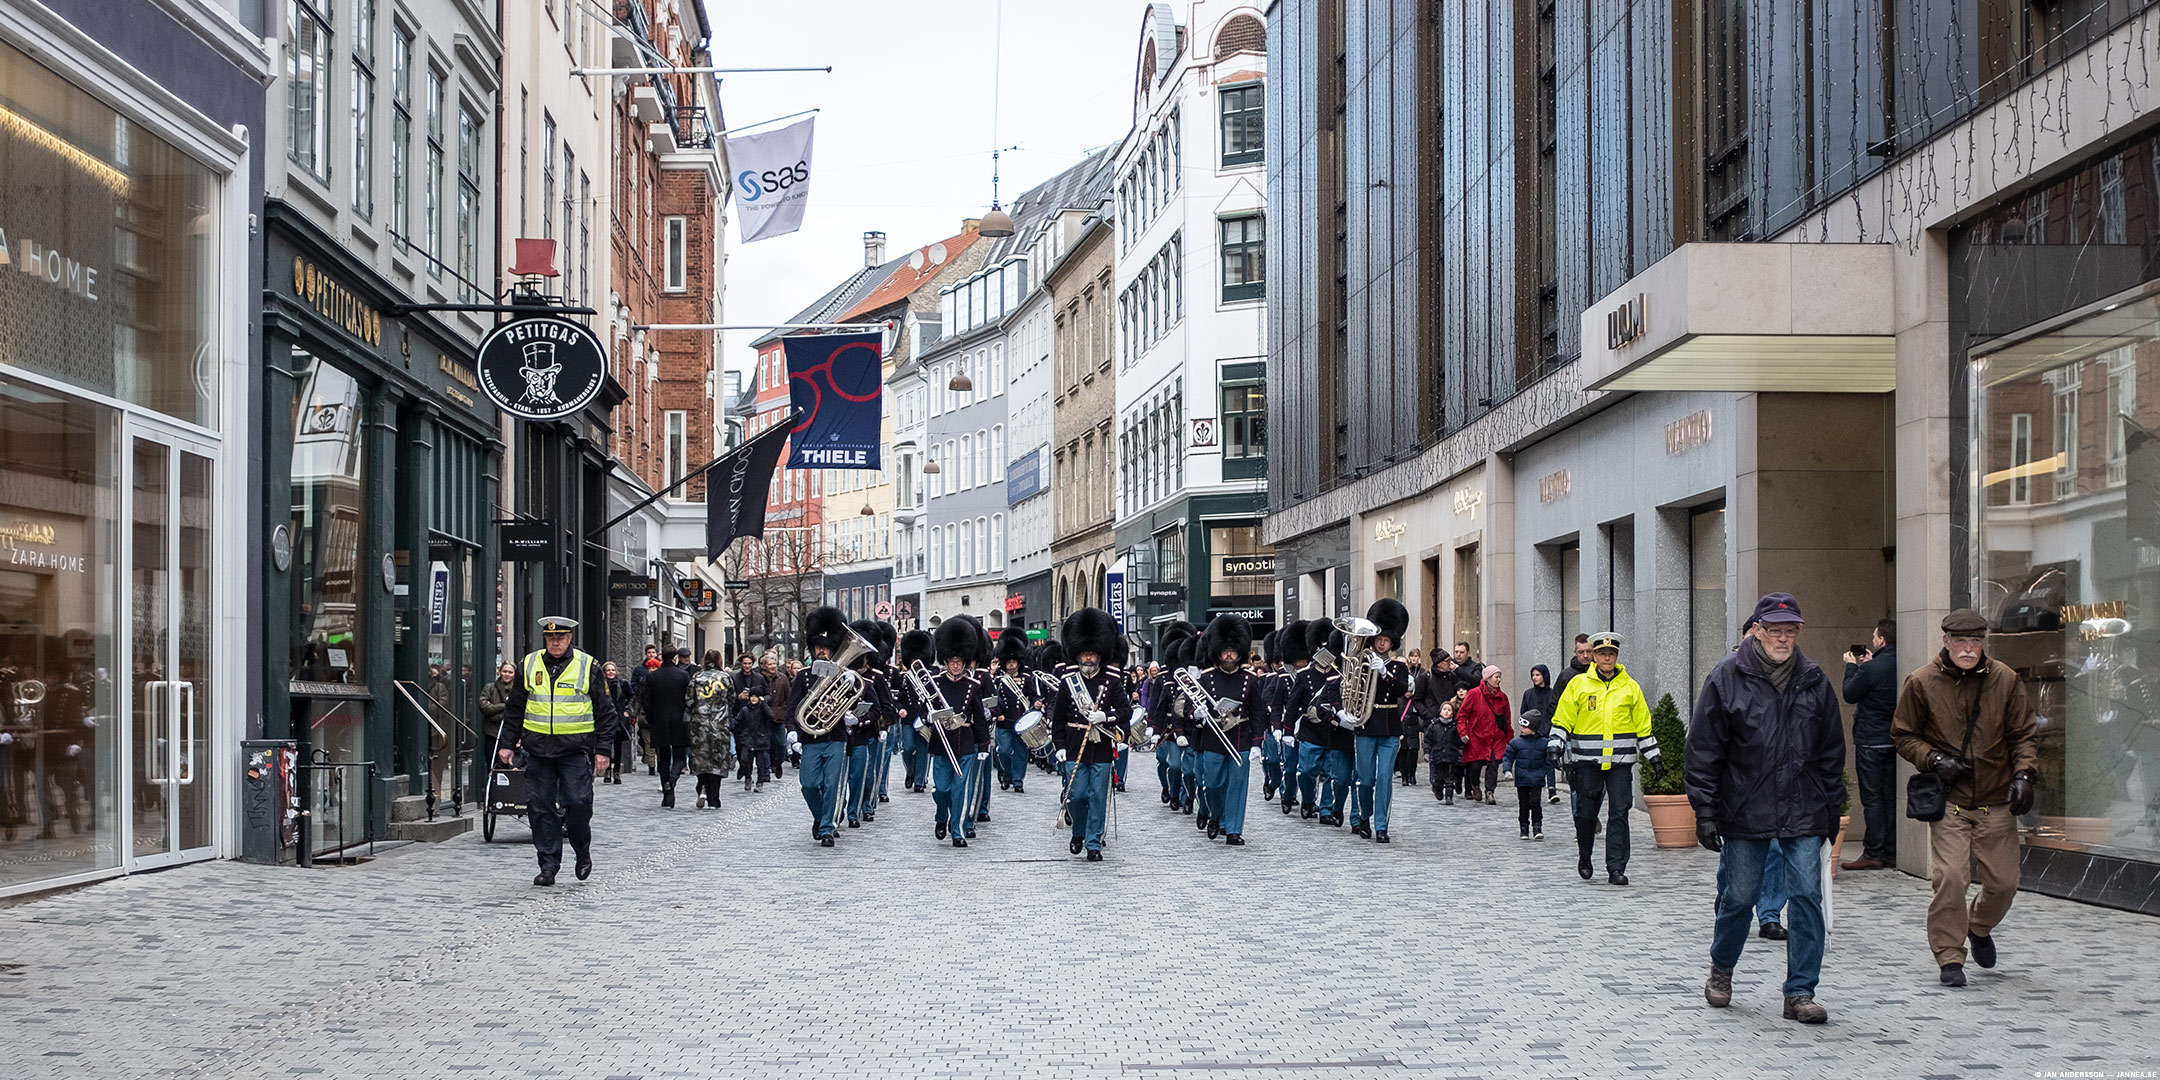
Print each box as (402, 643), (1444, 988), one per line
(538, 616), (578, 634)
(1941, 608), (1989, 634)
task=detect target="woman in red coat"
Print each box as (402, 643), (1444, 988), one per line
(1457, 665), (1513, 804)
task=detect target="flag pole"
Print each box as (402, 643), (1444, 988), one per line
(584, 410), (804, 542)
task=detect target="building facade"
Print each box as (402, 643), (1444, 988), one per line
(1266, 0), (2160, 915)
(0, 0), (266, 896)
(1048, 204), (1120, 632)
(1113, 2), (1271, 659)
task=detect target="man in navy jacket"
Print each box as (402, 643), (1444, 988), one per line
(1840, 619), (1899, 870)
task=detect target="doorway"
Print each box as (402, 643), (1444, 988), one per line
(126, 426), (218, 870)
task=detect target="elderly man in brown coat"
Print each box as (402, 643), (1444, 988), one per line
(1891, 608), (2040, 989)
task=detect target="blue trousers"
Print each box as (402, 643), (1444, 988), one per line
(1199, 750), (1253, 835)
(996, 727), (1029, 791)
(797, 740), (847, 839)
(1180, 742), (1202, 806)
(1261, 730), (1286, 792)
(1319, 747), (1351, 817)
(1113, 746), (1128, 786)
(845, 742), (875, 822)
(522, 752), (594, 871)
(876, 729), (896, 798)
(1156, 741), (1180, 796)
(1067, 761), (1111, 851)
(931, 753), (978, 830)
(1712, 836), (1826, 996)
(1295, 740), (1326, 809)
(901, 728), (929, 788)
(1351, 735), (1402, 831)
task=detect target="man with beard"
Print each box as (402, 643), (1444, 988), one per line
(1051, 608), (1131, 860)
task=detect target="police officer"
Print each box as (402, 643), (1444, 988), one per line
(499, 616), (621, 886)
(1547, 630), (1660, 885)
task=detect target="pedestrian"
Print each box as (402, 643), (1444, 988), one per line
(1520, 664), (1560, 804)
(1840, 618), (1900, 871)
(918, 618), (987, 847)
(641, 648), (693, 807)
(1457, 664), (1512, 803)
(1423, 695), (1462, 803)
(841, 618), (894, 831)
(1307, 620), (1356, 827)
(687, 650), (733, 809)
(788, 607), (854, 847)
(498, 616), (620, 887)
(896, 630), (934, 792)
(1499, 712), (1551, 839)
(478, 660), (515, 752)
(989, 632), (1036, 793)
(1891, 608), (2039, 988)
(730, 656), (773, 790)
(727, 654), (758, 780)
(630, 643), (660, 774)
(598, 661), (632, 784)
(1341, 599), (1411, 844)
(1449, 640), (1486, 694)
(1258, 630), (1290, 803)
(1547, 630), (1657, 885)
(1686, 592), (1844, 1024)
(760, 652), (790, 779)
(1149, 627), (1190, 808)
(1552, 634), (1593, 699)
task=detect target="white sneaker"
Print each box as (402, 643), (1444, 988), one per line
(1533, 831), (1545, 840)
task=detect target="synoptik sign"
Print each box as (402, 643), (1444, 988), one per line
(726, 118), (815, 243)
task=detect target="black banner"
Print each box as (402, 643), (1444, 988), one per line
(707, 421), (794, 557)
(500, 523), (550, 562)
(1142, 581), (1185, 605)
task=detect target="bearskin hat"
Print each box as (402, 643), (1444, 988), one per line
(899, 629), (933, 666)
(873, 622), (898, 665)
(1261, 629), (1281, 665)
(1200, 613), (1255, 667)
(1366, 597), (1410, 645)
(1280, 619), (1315, 664)
(847, 619), (882, 668)
(1060, 607), (1122, 666)
(936, 616), (982, 665)
(1155, 619), (1196, 668)
(1034, 639), (1066, 671)
(805, 606), (850, 654)
(995, 629), (1031, 669)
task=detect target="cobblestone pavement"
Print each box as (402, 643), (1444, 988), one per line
(3, 761), (2158, 1080)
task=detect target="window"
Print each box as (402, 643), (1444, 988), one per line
(1702, 0), (1750, 240)
(2053, 375), (2080, 483)
(287, 0), (333, 179)
(990, 513), (1003, 570)
(516, 91), (527, 236)
(424, 65), (444, 274)
(975, 429), (989, 486)
(929, 524), (942, 581)
(540, 112), (556, 240)
(1220, 363), (1266, 468)
(945, 523), (958, 579)
(349, 0), (375, 215)
(456, 105), (480, 299)
(664, 217), (687, 291)
(990, 425), (1003, 481)
(578, 173), (591, 303)
(665, 411), (687, 490)
(2009, 413), (2033, 505)
(1220, 216), (1264, 302)
(390, 27), (411, 241)
(561, 144), (575, 282)
(1219, 82), (1263, 166)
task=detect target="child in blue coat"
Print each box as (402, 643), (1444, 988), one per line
(1499, 711), (1552, 839)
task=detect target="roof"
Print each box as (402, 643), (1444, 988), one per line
(748, 253), (909, 349)
(979, 147), (1116, 265)
(840, 227), (985, 321)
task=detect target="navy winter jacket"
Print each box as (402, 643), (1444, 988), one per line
(1499, 734), (1552, 788)
(1840, 643), (1898, 746)
(1684, 643), (1848, 841)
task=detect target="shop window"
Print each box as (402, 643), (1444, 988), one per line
(1454, 544), (1481, 658)
(1220, 216), (1265, 302)
(1219, 82), (1263, 167)
(1689, 505), (1727, 699)
(1376, 566), (1403, 602)
(1559, 543), (1581, 658)
(1209, 524), (1272, 600)
(287, 0), (334, 180)
(289, 352), (367, 685)
(665, 217), (688, 292)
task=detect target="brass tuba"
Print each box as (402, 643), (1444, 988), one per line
(796, 626), (876, 737)
(1333, 615), (1381, 729)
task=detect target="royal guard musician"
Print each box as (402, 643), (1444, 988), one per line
(1290, 619), (1341, 821)
(915, 618), (987, 847)
(869, 622), (901, 807)
(1150, 622), (1197, 812)
(788, 607), (857, 847)
(1258, 629), (1290, 803)
(896, 629), (935, 793)
(1051, 608), (1131, 861)
(1190, 613), (1267, 846)
(1275, 620), (1314, 815)
(991, 632), (1038, 794)
(1345, 598), (1414, 844)
(841, 619), (895, 830)
(1310, 620), (1358, 828)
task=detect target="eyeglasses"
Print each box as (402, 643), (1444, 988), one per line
(1759, 625), (1800, 640)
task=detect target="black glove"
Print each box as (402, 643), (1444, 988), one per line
(1695, 818), (1721, 852)
(1646, 753), (1666, 782)
(1925, 749), (1970, 785)
(2008, 769), (2036, 816)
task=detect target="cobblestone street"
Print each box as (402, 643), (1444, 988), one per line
(4, 766), (2157, 1080)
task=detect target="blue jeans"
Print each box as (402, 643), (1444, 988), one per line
(1570, 762), (1635, 873)
(931, 753), (977, 830)
(1711, 836), (1826, 997)
(1199, 750), (1252, 835)
(1067, 761), (1111, 851)
(798, 740), (847, 839)
(996, 727), (1030, 791)
(1757, 838), (1787, 924)
(522, 752), (594, 871)
(845, 742), (875, 822)
(1352, 735), (1402, 831)
(1319, 747), (1352, 817)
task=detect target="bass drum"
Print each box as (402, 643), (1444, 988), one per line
(1014, 710), (1051, 750)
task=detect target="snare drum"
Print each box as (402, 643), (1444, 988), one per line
(1014, 710), (1051, 750)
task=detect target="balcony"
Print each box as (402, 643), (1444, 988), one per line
(612, 1), (649, 65)
(630, 84), (663, 123)
(647, 120), (676, 155)
(670, 106), (715, 150)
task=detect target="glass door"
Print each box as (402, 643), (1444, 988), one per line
(127, 429), (215, 868)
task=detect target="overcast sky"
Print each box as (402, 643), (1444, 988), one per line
(703, 0), (1144, 383)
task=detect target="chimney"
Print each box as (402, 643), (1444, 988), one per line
(863, 230), (887, 268)
(962, 218), (982, 234)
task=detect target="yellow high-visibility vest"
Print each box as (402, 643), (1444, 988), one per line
(522, 649), (597, 735)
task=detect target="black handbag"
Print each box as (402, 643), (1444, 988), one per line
(1907, 679), (1978, 822)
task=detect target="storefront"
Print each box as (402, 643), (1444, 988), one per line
(1002, 571), (1051, 641)
(1351, 464), (1492, 662)
(261, 209), (503, 844)
(0, 15), (258, 896)
(1117, 492), (1274, 641)
(1960, 126), (2160, 908)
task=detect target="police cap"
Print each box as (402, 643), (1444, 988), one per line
(1588, 630), (1623, 651)
(538, 616), (578, 635)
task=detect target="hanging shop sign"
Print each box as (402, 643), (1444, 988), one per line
(474, 316), (608, 421)
(500, 523), (550, 562)
(1143, 581), (1186, 605)
(608, 572), (657, 599)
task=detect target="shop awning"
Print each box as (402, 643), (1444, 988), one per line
(1578, 243), (1898, 393)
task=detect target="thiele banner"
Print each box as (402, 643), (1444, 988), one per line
(783, 330), (883, 470)
(726, 117), (815, 243)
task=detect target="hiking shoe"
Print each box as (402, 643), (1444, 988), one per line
(1705, 966), (1732, 1007)
(1782, 995), (1827, 1024)
(1940, 963), (1966, 987)
(1969, 933), (1997, 969)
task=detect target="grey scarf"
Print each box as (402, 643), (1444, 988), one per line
(1752, 638), (1796, 694)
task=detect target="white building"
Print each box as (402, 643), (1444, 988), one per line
(1112, 1), (1271, 656)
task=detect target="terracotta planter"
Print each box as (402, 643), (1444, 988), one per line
(1643, 793), (1698, 847)
(1831, 815), (1850, 877)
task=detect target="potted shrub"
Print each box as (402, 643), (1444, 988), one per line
(1640, 692), (1697, 847)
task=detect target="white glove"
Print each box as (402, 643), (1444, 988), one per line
(1055, 748), (1068, 763)
(83, 716), (96, 728)
(1248, 747), (1262, 763)
(1087, 710), (1107, 725)
(1283, 736), (1297, 749)
(0, 732), (11, 745)
(976, 751), (989, 762)
(912, 718), (926, 731)
(1175, 735), (1190, 748)
(1130, 706), (1147, 725)
(844, 713), (861, 727)
(1335, 710), (1357, 728)
(67, 743), (82, 757)
(1501, 771), (1513, 781)
(786, 732), (801, 751)
(1114, 742), (1129, 754)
